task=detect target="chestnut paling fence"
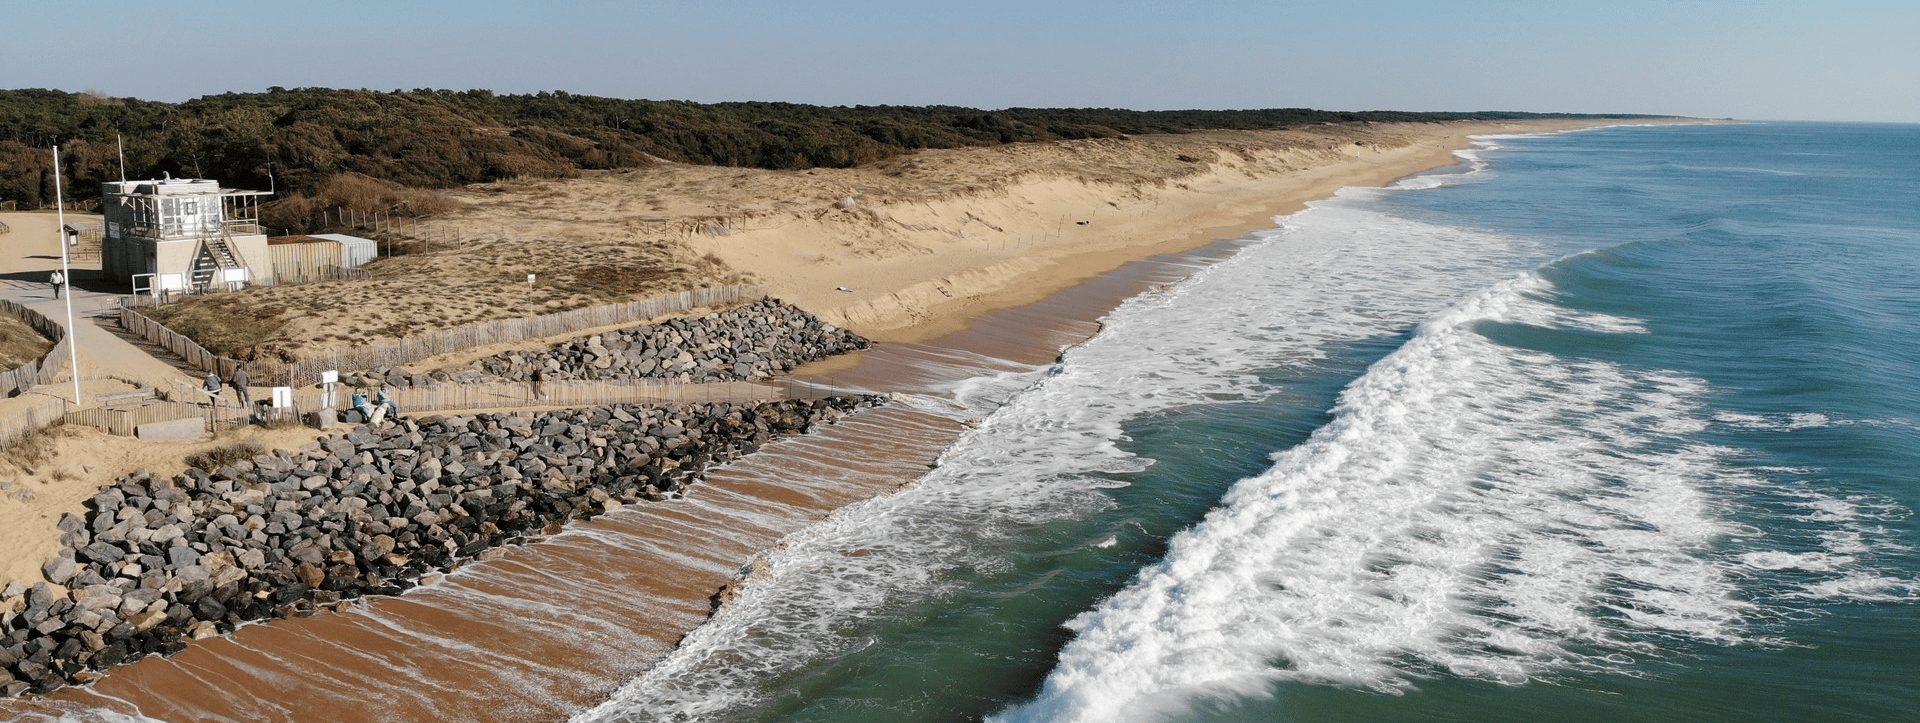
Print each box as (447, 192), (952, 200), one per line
(0, 299), (67, 397)
(281, 377), (856, 422)
(10, 286), (865, 444)
(38, 366), (858, 441)
(118, 285), (770, 387)
(0, 299), (73, 444)
(62, 402), (208, 437)
(372, 378), (852, 415)
(153, 377), (864, 436)
(0, 403), (71, 446)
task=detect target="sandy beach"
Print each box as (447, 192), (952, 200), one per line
(445, 120), (1626, 346)
(0, 118), (1672, 716)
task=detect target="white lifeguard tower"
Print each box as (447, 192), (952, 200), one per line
(99, 177), (272, 295)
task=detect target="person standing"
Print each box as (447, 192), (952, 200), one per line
(49, 270), (63, 299)
(230, 366), (252, 408)
(204, 371), (223, 407)
(531, 366), (546, 400)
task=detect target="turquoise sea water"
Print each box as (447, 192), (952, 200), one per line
(575, 122), (1920, 723)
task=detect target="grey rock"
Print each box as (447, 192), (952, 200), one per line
(41, 554), (78, 586)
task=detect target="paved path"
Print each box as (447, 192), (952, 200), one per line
(1, 212), (204, 439)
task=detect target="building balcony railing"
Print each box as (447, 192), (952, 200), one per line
(126, 219), (263, 240)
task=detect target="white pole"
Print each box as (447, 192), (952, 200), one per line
(52, 146), (83, 406)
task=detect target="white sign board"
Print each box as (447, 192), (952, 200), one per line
(157, 273), (186, 291)
(220, 268), (249, 283)
(321, 370), (339, 384)
(271, 386), (293, 408)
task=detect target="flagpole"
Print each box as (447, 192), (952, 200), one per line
(52, 146), (83, 406)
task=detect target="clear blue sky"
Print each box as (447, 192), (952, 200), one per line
(6, 0), (1916, 122)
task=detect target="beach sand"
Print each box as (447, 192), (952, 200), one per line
(1, 118), (1674, 717)
(448, 121), (1620, 346)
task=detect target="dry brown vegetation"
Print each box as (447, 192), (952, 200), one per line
(0, 421), (74, 474)
(0, 310), (54, 369)
(184, 442), (265, 473)
(136, 125), (1448, 362)
(145, 229), (735, 360)
(261, 172), (460, 229)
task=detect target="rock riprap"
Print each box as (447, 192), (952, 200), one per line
(466, 299), (870, 384)
(0, 395), (882, 697)
(340, 301), (869, 390)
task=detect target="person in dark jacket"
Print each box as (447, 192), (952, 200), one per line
(230, 367), (251, 408)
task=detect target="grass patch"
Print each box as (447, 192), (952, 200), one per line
(560, 264), (679, 299)
(185, 442), (265, 473)
(144, 295), (291, 360)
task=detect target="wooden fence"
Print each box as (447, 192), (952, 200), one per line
(1, 299), (70, 398)
(377, 377), (852, 415)
(0, 299), (72, 445)
(63, 401), (206, 437)
(190, 378), (860, 430)
(119, 285), (770, 387)
(0, 401), (71, 446)
(9, 374), (855, 445)
(116, 307), (243, 380)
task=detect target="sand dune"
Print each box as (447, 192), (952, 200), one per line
(0, 118), (1646, 593)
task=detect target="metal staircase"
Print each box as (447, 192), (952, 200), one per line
(190, 223), (249, 291)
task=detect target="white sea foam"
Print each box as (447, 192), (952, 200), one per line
(570, 190), (1558, 722)
(1501, 297), (1653, 335)
(572, 151), (1915, 722)
(1714, 411), (1835, 430)
(993, 261), (1920, 721)
(991, 276), (1777, 723)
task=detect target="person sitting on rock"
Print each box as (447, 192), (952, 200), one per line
(351, 389), (373, 423)
(375, 386), (401, 420)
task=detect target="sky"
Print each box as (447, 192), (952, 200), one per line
(5, 0), (1917, 122)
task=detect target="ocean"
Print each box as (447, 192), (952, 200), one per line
(570, 122), (1920, 723)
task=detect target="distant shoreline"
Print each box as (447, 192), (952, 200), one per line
(0, 116), (1705, 718)
(743, 119), (1709, 344)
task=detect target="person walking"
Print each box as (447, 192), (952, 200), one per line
(204, 371), (223, 407)
(230, 366), (252, 408)
(49, 270), (63, 299)
(531, 366), (546, 401)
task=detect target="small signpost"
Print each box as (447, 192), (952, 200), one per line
(321, 370), (339, 409)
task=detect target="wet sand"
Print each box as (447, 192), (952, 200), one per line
(1, 120), (1663, 720)
(8, 236), (1249, 722)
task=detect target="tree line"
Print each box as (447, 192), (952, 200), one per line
(0, 86), (1647, 228)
